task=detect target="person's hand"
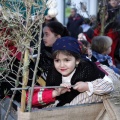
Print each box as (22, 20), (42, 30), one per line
(53, 83), (71, 97)
(73, 82), (89, 92)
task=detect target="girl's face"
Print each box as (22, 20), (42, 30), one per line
(43, 26), (59, 47)
(54, 52), (79, 77)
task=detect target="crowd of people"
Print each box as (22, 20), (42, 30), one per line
(0, 0), (120, 110)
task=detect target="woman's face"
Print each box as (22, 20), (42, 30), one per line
(109, 0), (118, 8)
(43, 26), (59, 47)
(54, 52), (79, 77)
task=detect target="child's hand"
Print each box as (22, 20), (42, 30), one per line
(53, 83), (71, 97)
(73, 82), (89, 92)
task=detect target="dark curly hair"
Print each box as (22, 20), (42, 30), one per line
(44, 21), (70, 37)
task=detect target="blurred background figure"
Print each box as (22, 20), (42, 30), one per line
(90, 15), (97, 29)
(78, 18), (94, 42)
(77, 33), (87, 41)
(94, 0), (120, 65)
(67, 8), (84, 38)
(91, 36), (120, 75)
(80, 40), (92, 61)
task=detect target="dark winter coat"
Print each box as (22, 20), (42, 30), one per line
(67, 14), (84, 38)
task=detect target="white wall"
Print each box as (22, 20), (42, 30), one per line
(56, 0), (64, 24)
(56, 0), (98, 23)
(89, 0), (98, 16)
(71, 0), (98, 17)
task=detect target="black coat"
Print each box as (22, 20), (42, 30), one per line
(67, 14), (84, 38)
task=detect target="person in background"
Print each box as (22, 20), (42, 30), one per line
(79, 40), (111, 75)
(78, 18), (94, 42)
(79, 40), (92, 61)
(107, 0), (120, 68)
(108, 0), (120, 25)
(27, 36), (116, 107)
(91, 36), (120, 75)
(67, 8), (84, 39)
(77, 33), (87, 41)
(37, 21), (70, 80)
(94, 0), (120, 64)
(29, 14), (59, 80)
(90, 15), (97, 29)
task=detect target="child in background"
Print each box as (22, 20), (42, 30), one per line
(91, 36), (120, 75)
(77, 33), (87, 41)
(27, 36), (115, 107)
(79, 40), (92, 61)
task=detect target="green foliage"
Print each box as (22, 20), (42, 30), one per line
(65, 7), (71, 17)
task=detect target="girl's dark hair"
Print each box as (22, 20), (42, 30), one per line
(45, 21), (70, 37)
(52, 50), (81, 60)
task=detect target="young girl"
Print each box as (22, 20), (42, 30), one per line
(91, 36), (120, 75)
(37, 21), (70, 78)
(27, 36), (115, 107)
(43, 21), (69, 47)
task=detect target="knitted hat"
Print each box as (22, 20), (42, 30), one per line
(52, 36), (81, 54)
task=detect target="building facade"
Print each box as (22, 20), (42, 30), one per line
(56, 0), (98, 25)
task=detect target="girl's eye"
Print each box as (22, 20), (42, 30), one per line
(45, 34), (48, 37)
(54, 59), (59, 62)
(65, 59), (70, 61)
(44, 33), (49, 37)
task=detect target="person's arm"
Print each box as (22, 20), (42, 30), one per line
(73, 65), (117, 96)
(86, 64), (120, 96)
(26, 88), (56, 107)
(69, 64), (119, 105)
(73, 75), (113, 96)
(26, 84), (71, 107)
(89, 75), (113, 95)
